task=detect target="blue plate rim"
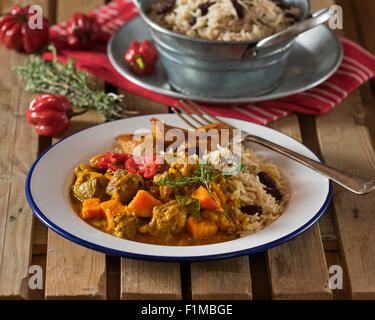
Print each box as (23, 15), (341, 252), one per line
(25, 115), (332, 262)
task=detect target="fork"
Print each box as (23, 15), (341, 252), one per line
(171, 100), (375, 195)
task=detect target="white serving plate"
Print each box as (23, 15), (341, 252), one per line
(26, 114), (331, 262)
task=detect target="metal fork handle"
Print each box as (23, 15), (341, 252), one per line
(245, 134), (375, 195)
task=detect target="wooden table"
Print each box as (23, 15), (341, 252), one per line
(1, 0), (375, 300)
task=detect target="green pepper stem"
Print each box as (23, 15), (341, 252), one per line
(67, 109), (89, 118)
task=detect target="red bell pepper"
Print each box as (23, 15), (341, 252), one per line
(0, 5), (49, 53)
(26, 94), (73, 137)
(97, 152), (130, 172)
(97, 153), (161, 179)
(124, 40), (158, 75)
(66, 13), (101, 49)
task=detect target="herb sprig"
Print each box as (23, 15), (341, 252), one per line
(14, 45), (133, 121)
(158, 163), (217, 196)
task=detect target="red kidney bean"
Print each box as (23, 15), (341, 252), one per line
(157, 0), (176, 14)
(266, 188), (283, 201)
(258, 171), (277, 189)
(189, 15), (197, 26)
(231, 0), (245, 18)
(241, 205), (263, 215)
(198, 2), (215, 16)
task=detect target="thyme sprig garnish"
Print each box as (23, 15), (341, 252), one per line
(158, 163), (217, 197)
(14, 44), (133, 121)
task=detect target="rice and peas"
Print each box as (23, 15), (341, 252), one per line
(216, 146), (289, 235)
(149, 0), (301, 41)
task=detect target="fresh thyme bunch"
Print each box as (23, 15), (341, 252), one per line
(14, 44), (130, 121)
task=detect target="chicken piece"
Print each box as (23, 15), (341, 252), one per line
(150, 118), (189, 150)
(148, 200), (187, 235)
(151, 118), (235, 154)
(106, 169), (144, 204)
(112, 213), (142, 240)
(72, 165), (109, 202)
(116, 133), (155, 155)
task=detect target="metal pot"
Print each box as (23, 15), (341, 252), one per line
(135, 0), (311, 98)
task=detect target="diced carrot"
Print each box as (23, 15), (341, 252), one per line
(128, 190), (162, 218)
(100, 200), (126, 230)
(82, 198), (103, 220)
(191, 186), (221, 210)
(186, 215), (218, 239)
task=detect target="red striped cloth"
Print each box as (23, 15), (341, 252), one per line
(45, 0), (375, 125)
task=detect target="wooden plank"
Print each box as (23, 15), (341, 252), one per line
(343, 0), (375, 54)
(315, 90), (375, 299)
(312, 0), (375, 300)
(319, 203), (339, 251)
(248, 253), (271, 300)
(267, 115), (332, 299)
(296, 114), (339, 251)
(122, 91), (169, 115)
(46, 232), (106, 299)
(28, 255), (46, 300)
(325, 251), (350, 300)
(45, 0), (107, 300)
(191, 258), (252, 300)
(0, 0), (50, 300)
(121, 260), (182, 300)
(32, 212), (48, 255)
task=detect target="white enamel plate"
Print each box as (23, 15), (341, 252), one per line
(26, 114), (332, 262)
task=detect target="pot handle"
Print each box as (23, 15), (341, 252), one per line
(243, 8), (334, 59)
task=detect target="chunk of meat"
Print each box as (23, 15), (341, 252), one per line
(150, 118), (235, 154)
(100, 199), (127, 231)
(112, 214), (142, 240)
(150, 118), (189, 150)
(106, 169), (144, 204)
(148, 200), (187, 235)
(116, 133), (155, 155)
(73, 165), (109, 201)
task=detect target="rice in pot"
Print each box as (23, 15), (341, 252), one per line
(149, 0), (300, 41)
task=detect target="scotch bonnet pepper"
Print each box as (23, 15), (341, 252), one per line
(0, 5), (49, 53)
(66, 13), (101, 49)
(26, 94), (73, 137)
(124, 40), (158, 75)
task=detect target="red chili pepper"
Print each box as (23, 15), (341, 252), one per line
(124, 40), (158, 75)
(133, 155), (162, 179)
(97, 153), (131, 171)
(125, 157), (139, 173)
(0, 5), (49, 53)
(97, 153), (161, 179)
(141, 164), (160, 179)
(26, 94), (73, 137)
(66, 13), (101, 49)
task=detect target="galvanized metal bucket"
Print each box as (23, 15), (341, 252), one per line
(135, 0), (311, 98)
